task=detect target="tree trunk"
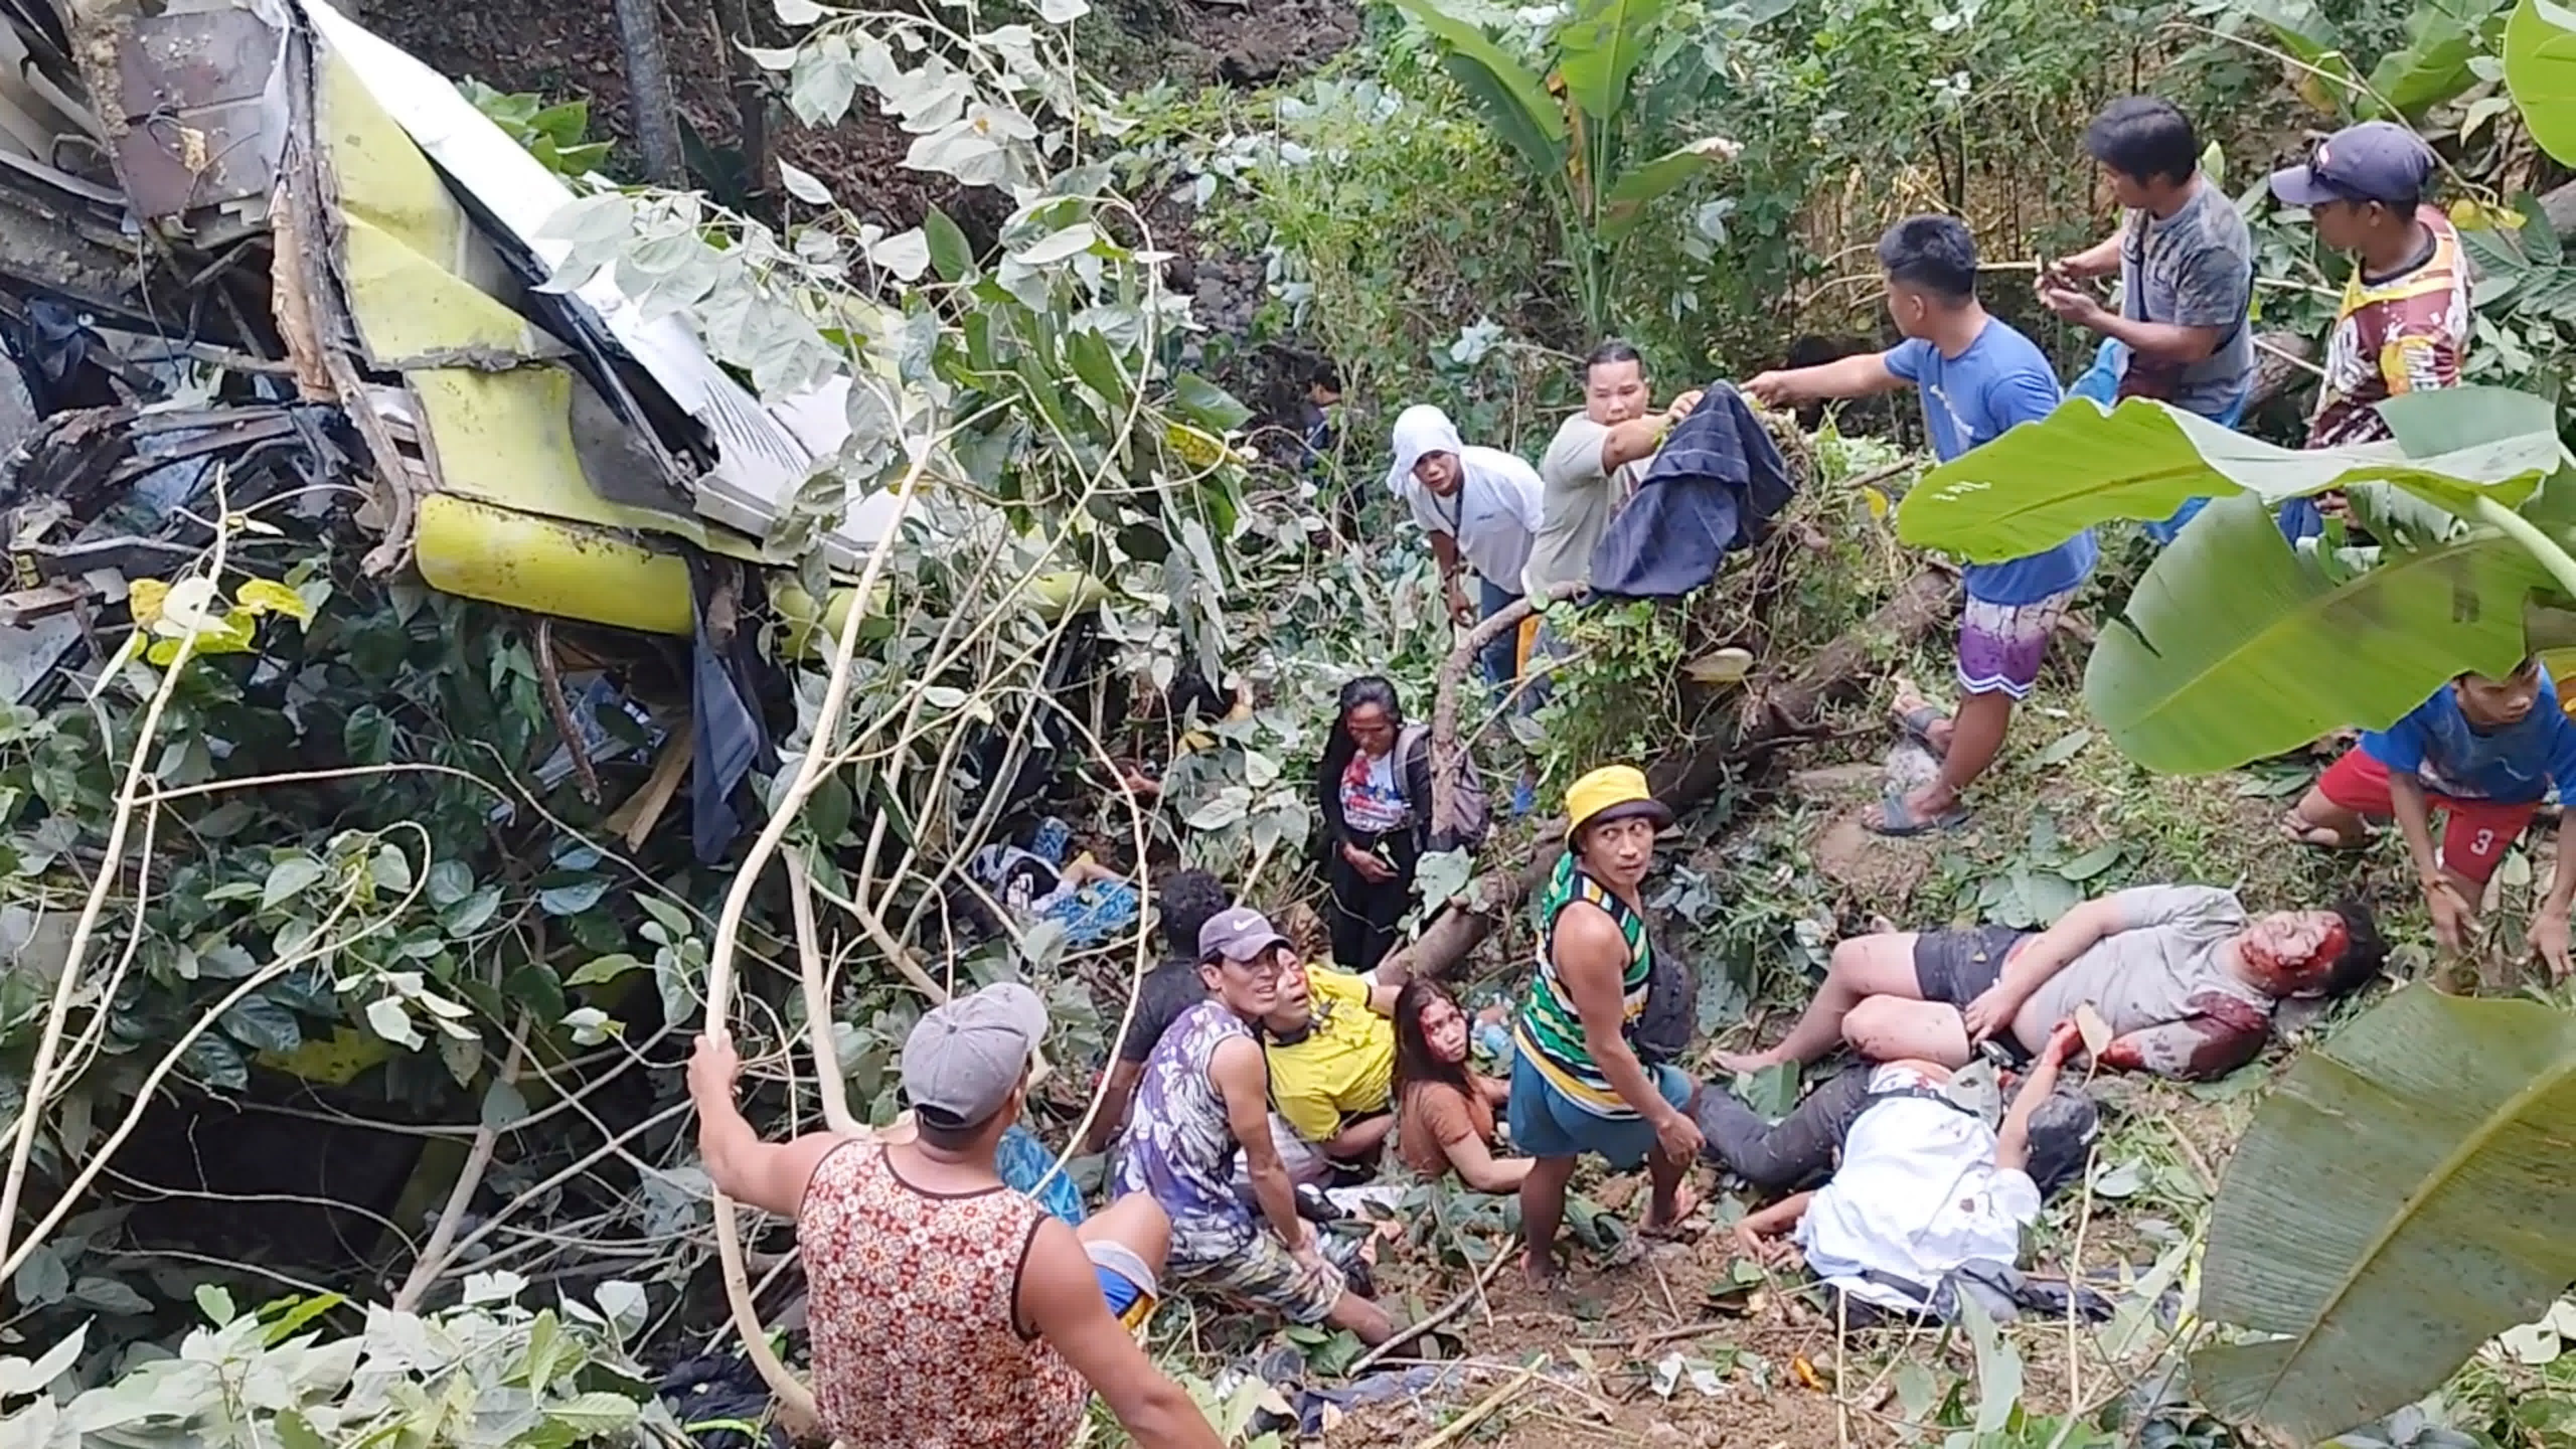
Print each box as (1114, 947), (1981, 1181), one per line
(611, 0), (687, 187)
(708, 0), (773, 205)
(1386, 569), (1956, 981)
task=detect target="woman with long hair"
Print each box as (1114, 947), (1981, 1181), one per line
(1315, 675), (1426, 972)
(1393, 981), (1526, 1192)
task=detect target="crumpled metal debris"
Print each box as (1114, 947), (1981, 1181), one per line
(0, 0), (884, 702)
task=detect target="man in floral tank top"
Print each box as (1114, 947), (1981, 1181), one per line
(687, 985), (1220, 1448)
(1114, 908), (1397, 1343)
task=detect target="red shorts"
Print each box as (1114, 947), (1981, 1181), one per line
(2315, 749), (2537, 884)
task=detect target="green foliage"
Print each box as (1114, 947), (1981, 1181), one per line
(2507, 0), (2576, 162)
(456, 80), (615, 178)
(0, 1275), (670, 1448)
(2195, 988), (2576, 1442)
(1898, 390), (2561, 561)
(1384, 0), (1739, 338)
(1899, 388), (2576, 772)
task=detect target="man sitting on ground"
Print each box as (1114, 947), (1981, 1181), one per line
(2287, 657), (2576, 978)
(1116, 908), (1396, 1343)
(685, 988), (1220, 1449)
(1083, 869), (1233, 1154)
(1264, 949), (1404, 1167)
(1513, 765), (1704, 1293)
(1716, 884), (2384, 1081)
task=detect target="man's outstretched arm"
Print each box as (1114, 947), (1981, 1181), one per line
(687, 1034), (845, 1219)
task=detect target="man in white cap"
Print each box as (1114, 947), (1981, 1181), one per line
(687, 986), (1220, 1449)
(1114, 907), (1397, 1343)
(1389, 404), (1545, 690)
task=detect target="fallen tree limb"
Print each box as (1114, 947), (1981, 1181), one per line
(1385, 569), (1954, 982)
(1346, 1237), (1517, 1377)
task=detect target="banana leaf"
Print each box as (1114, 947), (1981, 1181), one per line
(2084, 493), (2547, 774)
(1553, 0), (1667, 130)
(2193, 987), (2576, 1443)
(1388, 0), (1567, 179)
(2508, 0), (2576, 168)
(1897, 389), (2560, 563)
(1598, 137), (1732, 245)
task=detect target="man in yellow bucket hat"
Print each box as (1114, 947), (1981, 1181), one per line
(1509, 764), (1704, 1293)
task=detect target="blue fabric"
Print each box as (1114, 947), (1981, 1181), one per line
(1477, 575), (1517, 690)
(2361, 675), (2576, 803)
(1018, 815), (1142, 947)
(1095, 1263), (1144, 1316)
(1590, 384), (1797, 601)
(997, 1123), (1085, 1225)
(1505, 1043), (1693, 1169)
(1041, 879), (1143, 948)
(1885, 326), (2097, 604)
(2070, 339), (2313, 546)
(1028, 816), (1074, 865)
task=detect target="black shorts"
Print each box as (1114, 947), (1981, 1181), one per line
(1911, 926), (2033, 1056)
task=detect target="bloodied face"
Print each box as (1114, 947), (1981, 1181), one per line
(2234, 910), (2351, 996)
(1415, 991), (1471, 1065)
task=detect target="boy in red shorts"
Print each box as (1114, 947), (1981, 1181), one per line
(2287, 657), (2576, 977)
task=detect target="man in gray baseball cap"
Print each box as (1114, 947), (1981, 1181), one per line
(2263, 119), (2471, 457)
(902, 980), (1050, 1129)
(1197, 904), (1292, 965)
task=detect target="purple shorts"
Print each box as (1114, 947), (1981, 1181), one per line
(1957, 589), (2073, 700)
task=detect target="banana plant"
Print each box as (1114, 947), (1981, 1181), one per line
(1893, 385), (2576, 773)
(1388, 0), (1738, 339)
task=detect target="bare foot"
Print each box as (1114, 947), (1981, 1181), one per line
(1522, 1247), (1561, 1293)
(2280, 809), (2366, 850)
(1641, 1182), (1703, 1241)
(1714, 1049), (1781, 1076)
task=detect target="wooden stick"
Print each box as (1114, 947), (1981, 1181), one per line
(1346, 1239), (1516, 1377)
(1411, 1363), (1542, 1449)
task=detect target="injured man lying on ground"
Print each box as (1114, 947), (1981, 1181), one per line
(1697, 1021), (2107, 1324)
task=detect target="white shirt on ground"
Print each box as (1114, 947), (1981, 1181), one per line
(1794, 1065), (2042, 1311)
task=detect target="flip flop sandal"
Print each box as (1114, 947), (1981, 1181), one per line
(1866, 792), (1971, 838)
(1894, 702), (1951, 759)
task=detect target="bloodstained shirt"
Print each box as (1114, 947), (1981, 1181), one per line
(2304, 207), (2471, 449)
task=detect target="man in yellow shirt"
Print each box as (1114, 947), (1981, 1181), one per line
(1264, 955), (1403, 1163)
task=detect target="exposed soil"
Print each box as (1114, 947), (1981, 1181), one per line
(1326, 1206), (1928, 1447)
(355, 0), (1356, 232)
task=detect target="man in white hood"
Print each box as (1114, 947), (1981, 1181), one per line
(1389, 405), (1545, 690)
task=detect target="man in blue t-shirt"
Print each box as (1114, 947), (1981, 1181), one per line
(1747, 215), (2098, 836)
(2288, 658), (2576, 977)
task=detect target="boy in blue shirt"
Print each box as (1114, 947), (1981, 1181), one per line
(2288, 658), (2576, 977)
(1747, 215), (2098, 835)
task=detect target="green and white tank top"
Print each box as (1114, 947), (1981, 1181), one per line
(1512, 853), (1652, 1116)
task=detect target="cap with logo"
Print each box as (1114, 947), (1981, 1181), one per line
(901, 982), (1047, 1129)
(2268, 121), (2436, 208)
(1563, 763), (1674, 842)
(1198, 905), (1290, 964)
